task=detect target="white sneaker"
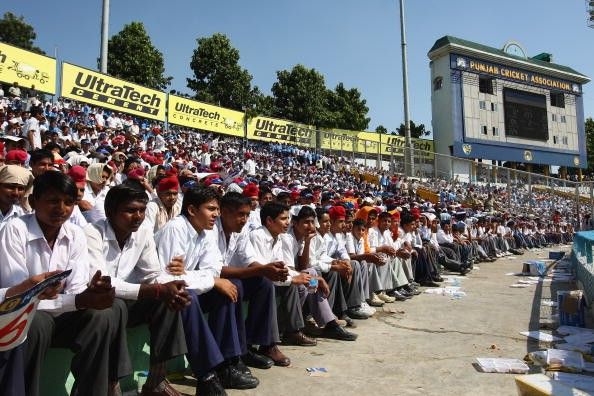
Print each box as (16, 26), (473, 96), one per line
(360, 302), (376, 316)
(377, 291), (396, 303)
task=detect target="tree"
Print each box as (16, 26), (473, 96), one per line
(106, 22), (171, 90)
(375, 125), (388, 134)
(396, 120), (430, 138)
(187, 33), (254, 111)
(326, 83), (370, 131)
(271, 64), (331, 126)
(0, 12), (44, 54)
(586, 117), (594, 174)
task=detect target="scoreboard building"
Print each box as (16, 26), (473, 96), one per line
(428, 36), (590, 175)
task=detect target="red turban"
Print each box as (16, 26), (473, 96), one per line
(328, 205), (346, 220)
(68, 165), (87, 184)
(389, 209), (401, 220)
(5, 149), (28, 164)
(157, 176), (179, 192)
(410, 207), (421, 220)
(127, 168), (145, 181)
(242, 183), (259, 198)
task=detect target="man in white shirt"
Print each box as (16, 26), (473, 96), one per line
(217, 192), (288, 368)
(326, 206), (374, 319)
(368, 212), (411, 302)
(436, 221), (470, 275)
(0, 165), (31, 231)
(243, 183), (261, 232)
(243, 153), (256, 176)
(86, 184), (190, 396)
(248, 202), (315, 360)
(289, 206), (357, 341)
(0, 171), (121, 396)
(144, 176), (181, 233)
(155, 187), (259, 394)
(23, 112), (42, 150)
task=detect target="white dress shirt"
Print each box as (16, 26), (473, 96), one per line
(0, 214), (89, 314)
(82, 184), (109, 223)
(249, 226), (298, 286)
(345, 233), (364, 255)
(436, 229), (454, 244)
(214, 218), (256, 268)
(85, 218), (161, 300)
(324, 232), (350, 261)
(69, 205), (88, 228)
(144, 197), (181, 234)
(155, 215), (223, 295)
(368, 227), (395, 252)
(0, 204), (24, 232)
(308, 233), (334, 273)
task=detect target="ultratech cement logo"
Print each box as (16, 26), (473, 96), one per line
(71, 73), (161, 116)
(252, 118), (315, 145)
(167, 96), (243, 137)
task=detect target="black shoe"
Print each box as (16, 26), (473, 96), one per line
(321, 324), (358, 341)
(402, 285), (421, 295)
(217, 364), (259, 390)
(393, 290), (411, 300)
(434, 276), (444, 282)
(235, 359), (252, 376)
(346, 308), (370, 320)
(340, 314), (357, 328)
(460, 266), (470, 276)
(197, 373), (227, 396)
(243, 349), (273, 370)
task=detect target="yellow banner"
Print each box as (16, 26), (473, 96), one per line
(0, 42), (56, 94)
(247, 116), (316, 147)
(61, 62), (166, 121)
(320, 129), (434, 159)
(168, 95), (244, 137)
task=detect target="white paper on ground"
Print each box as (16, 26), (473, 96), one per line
(510, 284), (531, 288)
(520, 331), (562, 342)
(541, 300), (558, 307)
(556, 326), (594, 336)
(475, 357), (529, 374)
(550, 372), (594, 393)
(564, 333), (594, 345)
(546, 349), (584, 372)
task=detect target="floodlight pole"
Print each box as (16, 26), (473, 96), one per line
(100, 0), (110, 73)
(399, 0), (413, 177)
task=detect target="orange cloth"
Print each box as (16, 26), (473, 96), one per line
(355, 206), (378, 254)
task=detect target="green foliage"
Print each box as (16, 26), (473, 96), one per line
(586, 117), (594, 173)
(106, 22), (171, 90)
(396, 120), (430, 139)
(326, 83), (370, 130)
(375, 125), (388, 134)
(271, 64), (330, 126)
(0, 12), (44, 54)
(271, 65), (369, 130)
(187, 33), (254, 111)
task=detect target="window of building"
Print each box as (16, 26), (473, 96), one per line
(491, 102), (497, 111)
(551, 92), (565, 108)
(562, 136), (568, 145)
(479, 101), (486, 110)
(552, 114), (557, 122)
(492, 127), (499, 136)
(482, 126), (488, 135)
(561, 115), (566, 123)
(433, 77), (443, 91)
(553, 136), (558, 144)
(479, 77), (494, 94)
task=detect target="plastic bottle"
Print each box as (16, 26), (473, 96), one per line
(307, 278), (318, 294)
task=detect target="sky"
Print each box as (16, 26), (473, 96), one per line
(2, 0), (593, 135)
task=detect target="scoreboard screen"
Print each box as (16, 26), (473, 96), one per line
(503, 88), (549, 141)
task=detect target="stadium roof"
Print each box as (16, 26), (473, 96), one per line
(428, 35), (590, 83)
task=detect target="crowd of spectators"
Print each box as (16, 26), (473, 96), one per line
(0, 87), (580, 395)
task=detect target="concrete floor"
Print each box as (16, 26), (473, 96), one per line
(171, 246), (572, 396)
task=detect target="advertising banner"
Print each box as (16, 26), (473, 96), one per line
(247, 116), (316, 147)
(61, 62), (166, 121)
(168, 95), (244, 137)
(0, 42), (56, 94)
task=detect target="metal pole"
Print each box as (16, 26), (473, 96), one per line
(507, 168), (512, 210)
(100, 0), (110, 73)
(399, 0), (413, 177)
(528, 172), (533, 212)
(575, 184), (580, 230)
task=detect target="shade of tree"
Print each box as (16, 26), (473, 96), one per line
(106, 22), (171, 90)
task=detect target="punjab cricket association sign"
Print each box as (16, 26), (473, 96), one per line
(0, 42), (57, 95)
(61, 62), (166, 121)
